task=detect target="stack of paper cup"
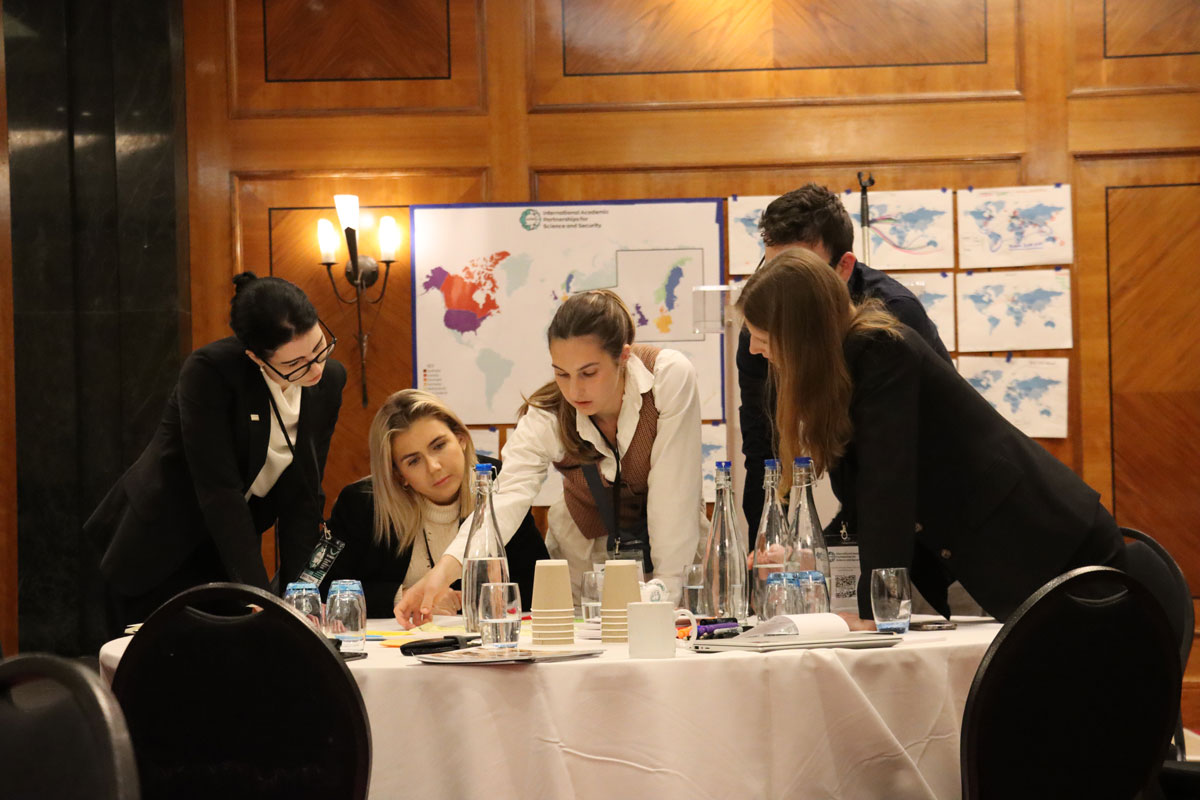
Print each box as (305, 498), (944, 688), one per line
(600, 560), (641, 643)
(531, 559), (574, 645)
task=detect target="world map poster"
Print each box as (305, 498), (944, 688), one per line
(840, 189), (956, 270)
(893, 271), (956, 352)
(412, 200), (724, 425)
(956, 269), (1073, 352)
(726, 194), (776, 275)
(956, 185), (1074, 268)
(957, 356), (1069, 438)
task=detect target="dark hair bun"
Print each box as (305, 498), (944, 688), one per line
(232, 271), (259, 294)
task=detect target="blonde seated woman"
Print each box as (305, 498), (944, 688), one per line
(320, 390), (547, 618)
(397, 289), (705, 628)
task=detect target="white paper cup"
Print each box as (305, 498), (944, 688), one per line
(627, 601), (676, 659)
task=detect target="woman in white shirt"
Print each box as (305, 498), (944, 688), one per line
(321, 389), (547, 617)
(396, 289), (704, 627)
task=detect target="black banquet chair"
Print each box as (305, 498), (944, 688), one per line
(961, 566), (1181, 800)
(0, 652), (140, 800)
(110, 582), (371, 800)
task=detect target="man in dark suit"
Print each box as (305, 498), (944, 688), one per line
(737, 184), (952, 544)
(85, 277), (347, 633)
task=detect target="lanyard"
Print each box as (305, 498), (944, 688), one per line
(593, 422), (622, 533)
(265, 388), (298, 461)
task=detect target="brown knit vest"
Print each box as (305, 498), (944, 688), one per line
(554, 344), (660, 540)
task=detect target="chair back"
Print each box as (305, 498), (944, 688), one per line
(0, 653), (140, 800)
(961, 566), (1180, 800)
(111, 583), (371, 800)
(1120, 527), (1194, 669)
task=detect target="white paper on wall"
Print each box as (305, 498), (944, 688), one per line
(956, 268), (1073, 352)
(958, 356), (1069, 438)
(956, 184), (1074, 268)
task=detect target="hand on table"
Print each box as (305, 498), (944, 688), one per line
(837, 611), (877, 632)
(394, 558), (461, 628)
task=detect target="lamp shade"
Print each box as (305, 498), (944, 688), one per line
(316, 218), (338, 263)
(378, 215), (399, 261)
(334, 194), (360, 231)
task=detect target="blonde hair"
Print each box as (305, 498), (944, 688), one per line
(736, 248), (902, 495)
(367, 389), (478, 554)
(519, 289), (635, 462)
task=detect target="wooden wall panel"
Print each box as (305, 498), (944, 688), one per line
(0, 0), (16, 655)
(1104, 0), (1200, 57)
(561, 0), (986, 74)
(233, 0), (484, 115)
(236, 171), (488, 514)
(1108, 183), (1200, 583)
(533, 0), (1018, 109)
(1071, 0), (1200, 94)
(263, 0), (450, 81)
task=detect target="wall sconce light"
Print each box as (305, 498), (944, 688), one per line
(318, 194), (398, 407)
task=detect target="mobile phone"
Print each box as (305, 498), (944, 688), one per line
(909, 620), (957, 631)
(340, 651), (368, 661)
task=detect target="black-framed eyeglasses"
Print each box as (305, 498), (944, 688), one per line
(263, 319), (337, 382)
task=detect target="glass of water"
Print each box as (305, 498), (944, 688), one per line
(478, 582), (521, 648)
(682, 563), (708, 615)
(326, 580), (367, 651)
(581, 571), (603, 622)
(283, 581), (323, 630)
(870, 567), (913, 633)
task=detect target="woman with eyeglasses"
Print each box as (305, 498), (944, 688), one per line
(85, 272), (346, 633)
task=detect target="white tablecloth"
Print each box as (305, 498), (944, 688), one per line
(101, 616), (1001, 800)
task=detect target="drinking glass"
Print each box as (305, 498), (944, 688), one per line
(283, 581), (323, 630)
(796, 572), (830, 614)
(762, 580), (799, 621)
(581, 571), (604, 622)
(682, 563), (708, 615)
(326, 581), (367, 651)
(478, 582), (521, 648)
(871, 567), (913, 633)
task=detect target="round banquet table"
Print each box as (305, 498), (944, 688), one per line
(100, 615), (1001, 800)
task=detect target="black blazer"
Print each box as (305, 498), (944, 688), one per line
(832, 326), (1113, 622)
(738, 261), (953, 541)
(322, 456), (549, 617)
(85, 336), (346, 597)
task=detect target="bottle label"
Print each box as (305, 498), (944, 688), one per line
(826, 545), (860, 613)
(296, 524), (346, 587)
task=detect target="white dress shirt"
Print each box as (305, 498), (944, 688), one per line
(245, 370), (300, 499)
(443, 348), (703, 599)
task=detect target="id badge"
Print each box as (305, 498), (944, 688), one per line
(297, 523), (346, 586)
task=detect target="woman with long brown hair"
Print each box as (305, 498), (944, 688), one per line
(396, 289), (705, 627)
(737, 248), (1167, 627)
(322, 389), (546, 617)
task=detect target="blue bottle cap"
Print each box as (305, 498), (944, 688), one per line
(715, 460), (731, 470)
(793, 456), (812, 467)
(329, 579), (364, 594)
(764, 458), (780, 469)
(766, 572), (789, 585)
(795, 570), (826, 585)
(474, 463), (493, 473)
(285, 581), (317, 593)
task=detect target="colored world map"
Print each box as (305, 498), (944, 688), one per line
(421, 250), (509, 335)
(967, 202), (1064, 253)
(633, 261), (687, 334)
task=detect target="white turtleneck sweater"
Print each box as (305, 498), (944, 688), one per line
(402, 496), (462, 591)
